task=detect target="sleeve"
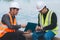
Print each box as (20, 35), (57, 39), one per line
(38, 14), (41, 26)
(1, 14), (21, 30)
(43, 12), (57, 30)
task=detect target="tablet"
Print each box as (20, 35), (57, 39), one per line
(24, 22), (37, 32)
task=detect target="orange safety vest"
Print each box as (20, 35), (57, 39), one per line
(0, 13), (17, 38)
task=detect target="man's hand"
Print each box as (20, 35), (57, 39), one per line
(21, 24), (26, 28)
(35, 26), (43, 31)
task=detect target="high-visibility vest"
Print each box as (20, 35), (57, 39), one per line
(8, 13), (16, 25)
(38, 10), (58, 34)
(0, 13), (16, 38)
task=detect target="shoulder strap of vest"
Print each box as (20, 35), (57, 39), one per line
(7, 13), (16, 25)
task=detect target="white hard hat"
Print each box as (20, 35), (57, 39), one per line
(10, 2), (20, 9)
(36, 1), (46, 11)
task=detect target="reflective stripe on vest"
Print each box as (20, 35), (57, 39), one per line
(8, 13), (16, 25)
(39, 10), (58, 34)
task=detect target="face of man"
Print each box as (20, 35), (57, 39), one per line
(39, 7), (47, 14)
(10, 8), (19, 16)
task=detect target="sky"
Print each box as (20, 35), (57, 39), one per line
(0, 0), (60, 37)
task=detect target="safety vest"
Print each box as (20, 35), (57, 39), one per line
(8, 13), (16, 25)
(38, 10), (58, 34)
(0, 13), (16, 38)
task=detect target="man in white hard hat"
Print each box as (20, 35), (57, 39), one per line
(32, 1), (58, 40)
(0, 2), (26, 40)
